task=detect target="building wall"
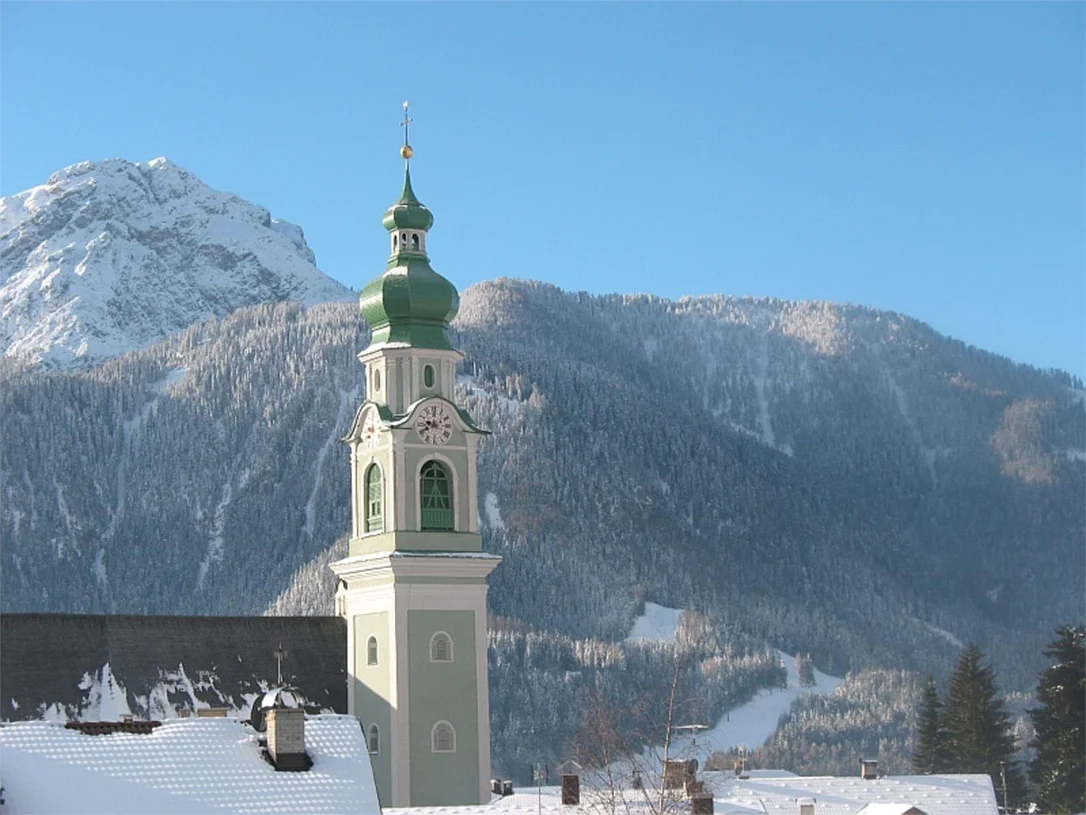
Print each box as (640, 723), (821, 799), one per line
(352, 611), (392, 803)
(406, 609), (480, 806)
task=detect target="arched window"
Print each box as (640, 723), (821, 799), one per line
(430, 632), (453, 662)
(420, 461), (454, 530)
(367, 724), (380, 755)
(365, 464), (383, 533)
(392, 234), (398, 250)
(431, 721), (456, 752)
(423, 364), (435, 389)
(367, 636), (378, 666)
(411, 233), (420, 250)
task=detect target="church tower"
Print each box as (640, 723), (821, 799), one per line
(332, 105), (500, 808)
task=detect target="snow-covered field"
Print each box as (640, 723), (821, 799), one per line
(625, 602), (685, 643)
(625, 604), (843, 763)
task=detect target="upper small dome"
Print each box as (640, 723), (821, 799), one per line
(382, 167), (433, 232)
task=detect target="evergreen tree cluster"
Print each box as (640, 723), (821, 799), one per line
(3, 282), (1084, 773)
(487, 617), (784, 782)
(912, 644), (1029, 808)
(748, 669), (923, 777)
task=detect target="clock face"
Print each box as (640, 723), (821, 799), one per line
(416, 404), (453, 445)
(361, 412), (380, 448)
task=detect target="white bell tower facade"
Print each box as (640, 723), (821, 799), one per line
(332, 106), (500, 808)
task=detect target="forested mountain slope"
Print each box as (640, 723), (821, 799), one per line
(2, 280), (1082, 691)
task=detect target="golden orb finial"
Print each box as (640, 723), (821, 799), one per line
(400, 101), (414, 161)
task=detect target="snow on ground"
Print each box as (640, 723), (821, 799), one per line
(0, 715), (379, 814)
(667, 650), (842, 764)
(625, 607), (843, 762)
(483, 492), (505, 531)
(924, 622), (964, 649)
(625, 602), (684, 643)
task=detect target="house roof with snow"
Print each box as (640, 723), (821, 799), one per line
(0, 714), (380, 814)
(0, 614), (346, 721)
(384, 773), (997, 815)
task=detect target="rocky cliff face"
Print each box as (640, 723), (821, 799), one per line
(0, 158), (350, 368)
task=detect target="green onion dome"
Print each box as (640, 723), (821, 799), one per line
(381, 167), (434, 232)
(360, 168), (458, 350)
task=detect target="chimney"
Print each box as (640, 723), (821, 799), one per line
(266, 708), (307, 771)
(797, 797), (816, 815)
(860, 759), (878, 780)
(561, 773), (580, 806)
(691, 794), (714, 814)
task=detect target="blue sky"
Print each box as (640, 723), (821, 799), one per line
(3, 2), (1083, 378)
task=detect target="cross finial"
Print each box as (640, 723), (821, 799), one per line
(275, 643), (286, 686)
(400, 101), (414, 161)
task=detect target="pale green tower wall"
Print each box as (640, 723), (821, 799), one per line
(407, 610), (480, 806)
(353, 611), (392, 802)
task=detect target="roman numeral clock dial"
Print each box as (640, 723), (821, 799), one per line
(416, 404), (453, 445)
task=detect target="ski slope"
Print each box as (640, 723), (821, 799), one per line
(625, 605), (843, 763)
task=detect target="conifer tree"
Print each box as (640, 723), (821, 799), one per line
(795, 653), (816, 688)
(912, 674), (946, 774)
(1029, 625), (1085, 814)
(942, 644), (1023, 805)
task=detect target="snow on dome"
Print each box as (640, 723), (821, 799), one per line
(261, 687), (301, 709)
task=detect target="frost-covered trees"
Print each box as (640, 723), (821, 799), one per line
(795, 653), (816, 688)
(1029, 625), (1085, 814)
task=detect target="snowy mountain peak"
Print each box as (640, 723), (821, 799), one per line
(1, 157), (351, 369)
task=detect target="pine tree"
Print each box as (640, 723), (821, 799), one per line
(942, 644), (1024, 806)
(912, 674), (946, 774)
(795, 653), (816, 688)
(1029, 625), (1085, 814)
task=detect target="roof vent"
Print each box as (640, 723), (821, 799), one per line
(860, 759), (879, 780)
(798, 797), (816, 815)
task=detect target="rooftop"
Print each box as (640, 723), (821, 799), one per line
(385, 772), (998, 815)
(0, 714), (380, 814)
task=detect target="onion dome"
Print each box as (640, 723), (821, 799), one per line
(381, 167), (434, 232)
(360, 164), (459, 351)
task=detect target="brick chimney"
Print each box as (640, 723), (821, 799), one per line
(266, 708), (307, 771)
(860, 759), (879, 780)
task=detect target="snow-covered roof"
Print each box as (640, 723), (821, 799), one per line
(385, 773), (996, 815)
(708, 773), (998, 815)
(0, 714), (380, 814)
